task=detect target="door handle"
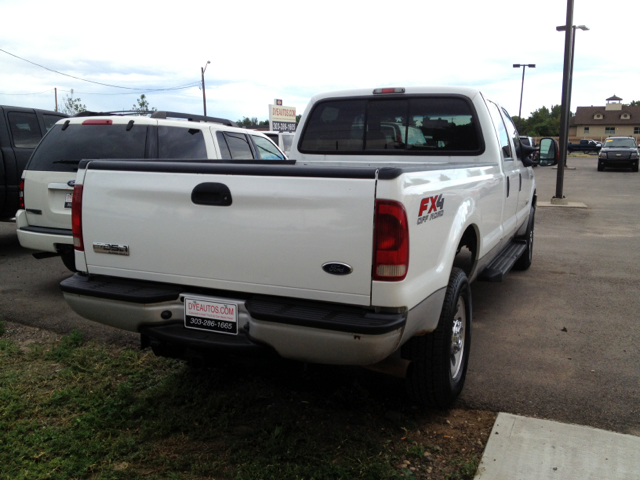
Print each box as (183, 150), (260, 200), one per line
(191, 183), (232, 206)
(506, 176), (510, 197)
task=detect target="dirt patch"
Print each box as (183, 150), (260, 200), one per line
(1, 320), (61, 352)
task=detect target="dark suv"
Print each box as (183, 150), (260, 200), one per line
(0, 106), (67, 219)
(598, 137), (639, 172)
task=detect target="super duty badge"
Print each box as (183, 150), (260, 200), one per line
(93, 242), (130, 256)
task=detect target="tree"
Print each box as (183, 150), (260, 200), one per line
(518, 105), (567, 137)
(236, 117), (269, 128)
(59, 89), (87, 116)
(626, 100), (640, 107)
(131, 94), (156, 115)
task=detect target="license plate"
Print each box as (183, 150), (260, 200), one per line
(183, 296), (238, 335)
(64, 193), (73, 209)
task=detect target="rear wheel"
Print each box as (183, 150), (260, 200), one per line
(404, 268), (471, 408)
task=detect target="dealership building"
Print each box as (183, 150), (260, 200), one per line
(569, 95), (640, 141)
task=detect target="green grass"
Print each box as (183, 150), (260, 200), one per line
(0, 331), (483, 479)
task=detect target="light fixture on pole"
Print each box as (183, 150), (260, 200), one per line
(201, 60), (211, 116)
(513, 63), (536, 131)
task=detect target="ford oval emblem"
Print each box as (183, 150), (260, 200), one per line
(322, 262), (353, 275)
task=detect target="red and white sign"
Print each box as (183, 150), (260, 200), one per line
(185, 298), (237, 322)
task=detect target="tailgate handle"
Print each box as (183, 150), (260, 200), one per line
(191, 183), (232, 206)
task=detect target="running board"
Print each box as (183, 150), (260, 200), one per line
(478, 240), (527, 282)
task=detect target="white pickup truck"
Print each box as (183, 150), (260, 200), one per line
(61, 86), (537, 408)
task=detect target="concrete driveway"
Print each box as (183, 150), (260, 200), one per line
(1, 154), (638, 435)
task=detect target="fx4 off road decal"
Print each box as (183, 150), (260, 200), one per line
(417, 194), (445, 225)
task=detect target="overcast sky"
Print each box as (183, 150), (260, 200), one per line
(1, 0), (638, 122)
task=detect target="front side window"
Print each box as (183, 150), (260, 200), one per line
(8, 112), (42, 148)
(487, 101), (511, 159)
(500, 108), (522, 161)
(158, 126), (207, 159)
(251, 136), (285, 159)
(298, 96), (482, 155)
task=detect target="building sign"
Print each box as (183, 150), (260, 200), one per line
(269, 101), (296, 132)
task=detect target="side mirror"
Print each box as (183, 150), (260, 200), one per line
(538, 137), (558, 166)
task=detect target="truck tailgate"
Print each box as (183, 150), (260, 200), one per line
(79, 163), (378, 306)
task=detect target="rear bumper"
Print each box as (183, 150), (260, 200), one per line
(61, 274), (407, 365)
(16, 210), (73, 253)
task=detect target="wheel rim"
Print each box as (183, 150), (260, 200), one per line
(450, 295), (466, 379)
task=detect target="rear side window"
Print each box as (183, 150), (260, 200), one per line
(216, 132), (254, 159)
(299, 96), (482, 155)
(27, 123), (147, 172)
(158, 126), (207, 158)
(8, 112), (42, 148)
(43, 114), (67, 132)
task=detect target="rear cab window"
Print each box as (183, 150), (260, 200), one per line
(298, 96), (483, 155)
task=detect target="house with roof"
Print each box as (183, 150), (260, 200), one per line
(569, 95), (640, 141)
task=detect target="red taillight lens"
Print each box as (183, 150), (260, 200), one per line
(373, 200), (409, 281)
(82, 119), (112, 125)
(72, 185), (84, 251)
(19, 179), (24, 210)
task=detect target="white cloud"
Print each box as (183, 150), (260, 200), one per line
(1, 0), (637, 120)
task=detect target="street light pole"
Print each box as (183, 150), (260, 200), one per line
(513, 64), (536, 131)
(557, 24), (589, 153)
(201, 60), (210, 116)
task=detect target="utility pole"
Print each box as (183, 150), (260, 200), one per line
(55, 88), (58, 112)
(201, 61), (210, 116)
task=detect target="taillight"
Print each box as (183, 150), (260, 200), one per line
(19, 179), (24, 210)
(82, 119), (112, 125)
(72, 185), (84, 251)
(373, 200), (409, 281)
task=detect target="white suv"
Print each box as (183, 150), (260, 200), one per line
(16, 111), (286, 271)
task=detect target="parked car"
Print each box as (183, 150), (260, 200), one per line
(597, 137), (639, 172)
(568, 139), (602, 154)
(0, 106), (67, 220)
(61, 86), (537, 408)
(16, 111), (285, 270)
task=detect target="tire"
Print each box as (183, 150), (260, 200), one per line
(61, 249), (77, 272)
(404, 268), (471, 409)
(597, 162), (604, 172)
(633, 163), (639, 173)
(513, 206), (535, 271)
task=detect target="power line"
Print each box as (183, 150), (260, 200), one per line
(0, 88), (55, 96)
(0, 48), (200, 92)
